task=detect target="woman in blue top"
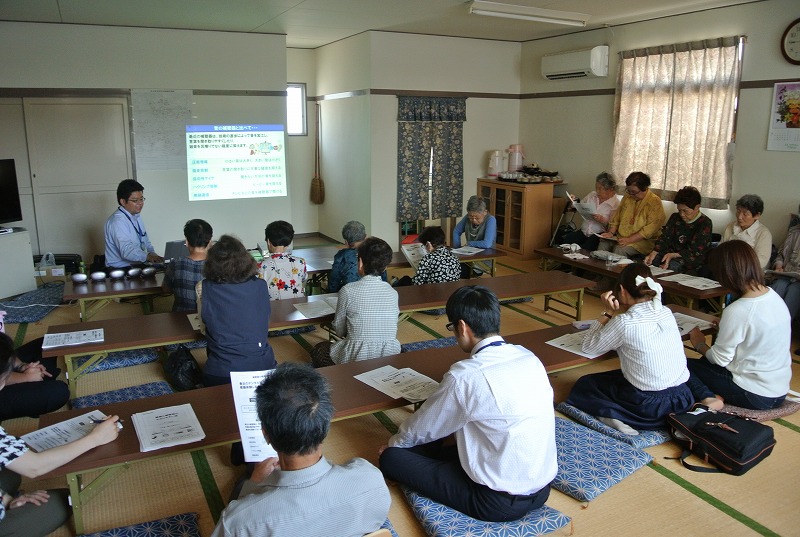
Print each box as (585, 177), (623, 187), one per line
(196, 234), (276, 387)
(453, 196), (497, 278)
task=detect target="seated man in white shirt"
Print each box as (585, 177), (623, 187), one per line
(104, 179), (163, 268)
(379, 285), (557, 522)
(212, 363), (390, 537)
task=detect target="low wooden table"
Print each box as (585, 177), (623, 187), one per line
(64, 273), (166, 322)
(35, 322), (601, 533)
(534, 247), (730, 311)
(46, 271), (592, 397)
(37, 304), (717, 533)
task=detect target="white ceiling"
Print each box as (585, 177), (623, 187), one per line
(0, 0), (760, 49)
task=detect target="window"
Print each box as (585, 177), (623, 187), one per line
(286, 83), (307, 136)
(612, 37), (743, 208)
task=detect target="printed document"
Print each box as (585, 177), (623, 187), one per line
(765, 269), (800, 280)
(566, 191), (597, 219)
(22, 410), (109, 452)
(294, 296), (338, 318)
(451, 246), (483, 256)
(42, 329), (104, 349)
(354, 365), (439, 403)
(401, 243), (427, 270)
(545, 332), (606, 359)
(672, 312), (714, 336)
(659, 274), (721, 290)
(131, 404), (205, 452)
(230, 370), (278, 463)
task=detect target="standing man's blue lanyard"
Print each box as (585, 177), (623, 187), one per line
(474, 340), (506, 354)
(118, 207), (146, 250)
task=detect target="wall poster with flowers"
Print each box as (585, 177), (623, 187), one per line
(767, 82), (800, 151)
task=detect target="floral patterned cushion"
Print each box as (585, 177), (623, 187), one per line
(553, 417), (652, 502)
(79, 512), (199, 537)
(555, 402), (671, 448)
(402, 487), (570, 537)
(71, 381), (174, 409)
(73, 348), (160, 373)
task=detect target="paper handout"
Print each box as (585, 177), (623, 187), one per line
(545, 332), (606, 359)
(42, 329), (104, 349)
(229, 370), (278, 463)
(293, 296), (338, 318)
(354, 365), (439, 403)
(22, 410), (109, 452)
(131, 403), (205, 452)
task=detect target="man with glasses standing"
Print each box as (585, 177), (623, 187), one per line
(104, 179), (163, 268)
(379, 285), (557, 522)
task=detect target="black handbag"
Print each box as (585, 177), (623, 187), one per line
(163, 345), (203, 391)
(667, 405), (776, 476)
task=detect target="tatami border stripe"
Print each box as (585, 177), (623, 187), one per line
(647, 462), (779, 536)
(373, 411), (399, 434)
(774, 417), (800, 433)
(406, 317), (446, 339)
(496, 261), (528, 274)
(792, 358), (800, 365)
(291, 333), (314, 353)
(191, 450), (226, 523)
(12, 323), (27, 347)
(501, 303), (557, 327)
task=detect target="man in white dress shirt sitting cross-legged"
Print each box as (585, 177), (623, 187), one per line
(379, 285), (557, 522)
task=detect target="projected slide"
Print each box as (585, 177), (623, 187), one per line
(186, 124), (287, 201)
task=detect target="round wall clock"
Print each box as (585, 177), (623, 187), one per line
(781, 17), (800, 65)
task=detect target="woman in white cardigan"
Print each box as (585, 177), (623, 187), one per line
(688, 240), (792, 410)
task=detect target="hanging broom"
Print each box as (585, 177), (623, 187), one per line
(310, 102), (325, 204)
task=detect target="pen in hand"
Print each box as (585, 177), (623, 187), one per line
(91, 418), (124, 430)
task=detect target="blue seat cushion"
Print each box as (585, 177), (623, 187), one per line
(72, 381), (174, 409)
(74, 348), (160, 373)
(0, 283), (64, 323)
(403, 487), (570, 537)
(555, 402), (671, 449)
(554, 417), (652, 502)
(269, 325), (316, 337)
(79, 512), (200, 537)
(401, 336), (457, 353)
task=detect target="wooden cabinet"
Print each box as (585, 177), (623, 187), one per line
(478, 179), (555, 259)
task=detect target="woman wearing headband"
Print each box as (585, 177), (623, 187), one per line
(565, 263), (693, 435)
(687, 241), (791, 410)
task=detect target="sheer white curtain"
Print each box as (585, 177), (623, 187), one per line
(612, 37), (742, 208)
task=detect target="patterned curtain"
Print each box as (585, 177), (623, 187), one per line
(396, 97), (466, 221)
(612, 37), (741, 209)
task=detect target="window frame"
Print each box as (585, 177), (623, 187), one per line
(286, 82), (308, 136)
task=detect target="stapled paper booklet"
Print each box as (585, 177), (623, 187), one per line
(401, 243), (427, 270)
(566, 191), (596, 219)
(131, 403), (205, 452)
(545, 332), (606, 359)
(765, 269), (800, 280)
(451, 246), (483, 256)
(229, 370), (278, 463)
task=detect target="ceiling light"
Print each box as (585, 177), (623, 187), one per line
(468, 1), (589, 27)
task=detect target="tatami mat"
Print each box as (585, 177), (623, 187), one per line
(4, 243), (800, 536)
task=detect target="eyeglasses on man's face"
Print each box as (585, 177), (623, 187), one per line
(127, 197), (146, 204)
(445, 322), (455, 332)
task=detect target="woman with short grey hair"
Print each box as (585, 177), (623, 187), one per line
(555, 171), (620, 251)
(453, 196), (496, 250)
(720, 194), (772, 270)
(329, 220), (386, 291)
(341, 220), (366, 246)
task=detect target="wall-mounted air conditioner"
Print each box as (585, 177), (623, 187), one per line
(541, 46), (609, 80)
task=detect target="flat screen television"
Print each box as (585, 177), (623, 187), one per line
(0, 159), (23, 226)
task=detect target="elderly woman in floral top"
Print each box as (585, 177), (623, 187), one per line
(0, 333), (120, 536)
(644, 186), (712, 275)
(260, 220), (308, 299)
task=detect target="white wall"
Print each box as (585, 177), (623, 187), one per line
(0, 22), (309, 257)
(520, 0), (800, 245)
(315, 32), (524, 249)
